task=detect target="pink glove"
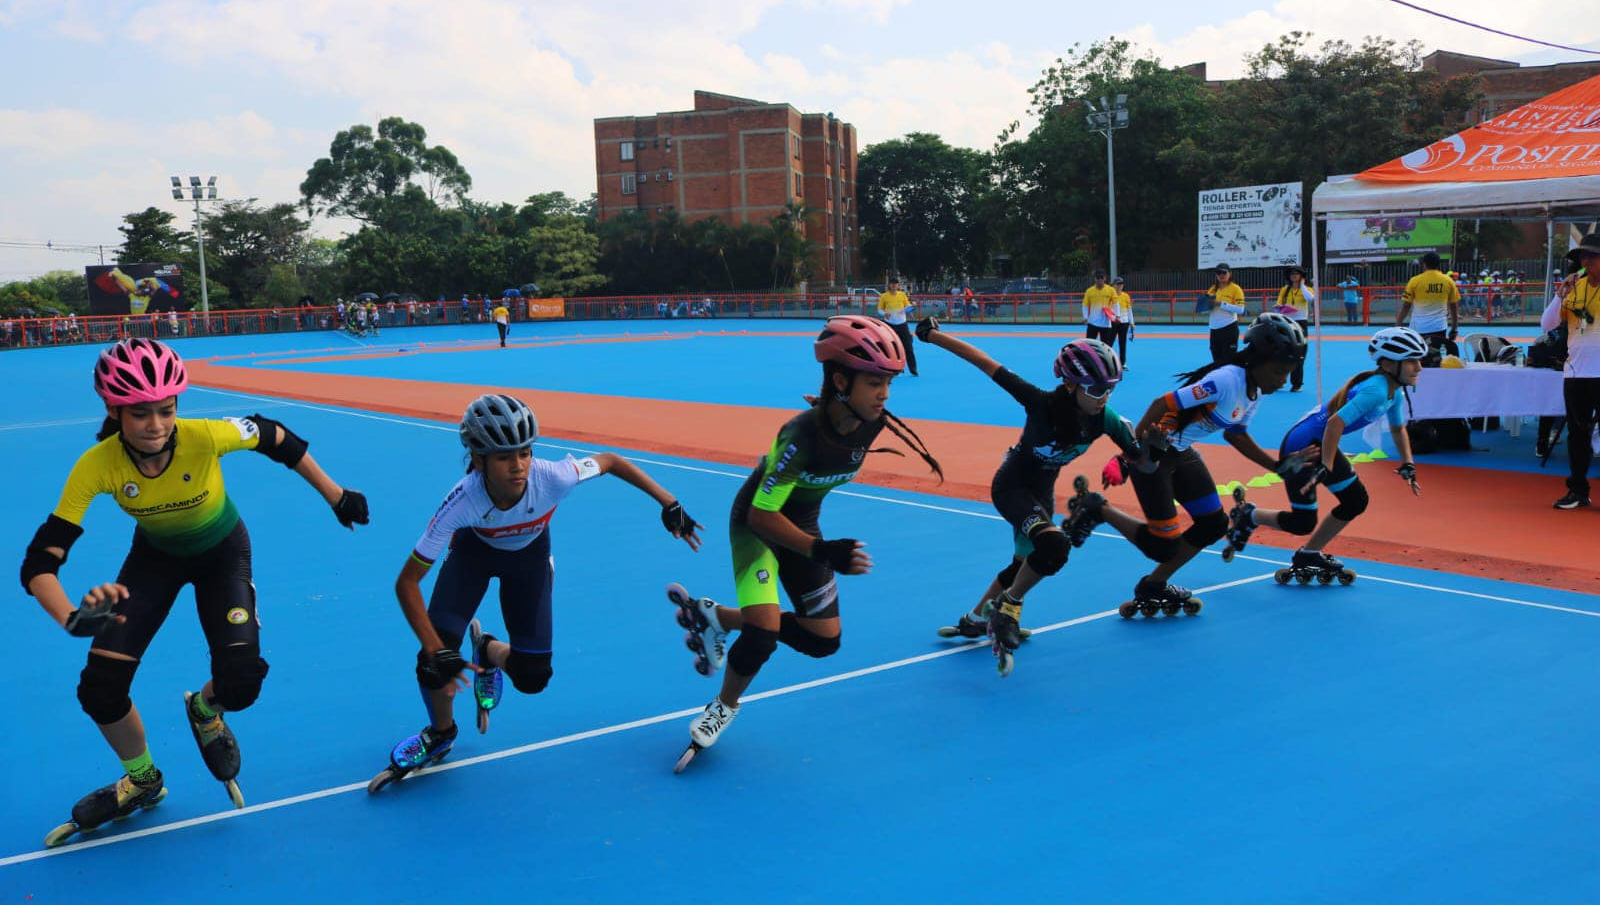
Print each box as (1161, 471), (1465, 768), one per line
(1102, 455), (1129, 489)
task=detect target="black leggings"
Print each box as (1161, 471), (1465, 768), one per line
(889, 321), (917, 374)
(1564, 377), (1600, 495)
(1112, 322), (1130, 364)
(92, 521), (259, 661)
(1209, 322), (1239, 363)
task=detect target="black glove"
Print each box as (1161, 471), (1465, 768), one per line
(1396, 462), (1417, 483)
(810, 537), (859, 572)
(661, 501), (695, 536)
(1302, 463), (1331, 487)
(915, 316), (940, 343)
(415, 648), (467, 690)
(65, 600), (118, 638)
(333, 489), (369, 528)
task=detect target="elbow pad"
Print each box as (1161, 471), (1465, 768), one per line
(247, 414), (309, 468)
(20, 515), (82, 594)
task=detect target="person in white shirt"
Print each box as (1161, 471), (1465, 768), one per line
(1205, 264), (1249, 363)
(1543, 234), (1600, 509)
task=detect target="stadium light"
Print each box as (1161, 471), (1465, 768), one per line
(171, 175), (220, 316)
(1085, 95), (1130, 281)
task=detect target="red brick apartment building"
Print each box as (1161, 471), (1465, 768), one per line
(594, 90), (861, 288)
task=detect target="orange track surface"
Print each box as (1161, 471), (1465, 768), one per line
(189, 360), (1597, 593)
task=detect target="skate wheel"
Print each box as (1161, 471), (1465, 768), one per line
(1182, 600), (1202, 616)
(1161, 602), (1180, 616)
(44, 821), (79, 847)
(1231, 485), (1246, 503)
(1073, 474), (1088, 494)
(995, 649), (1014, 677)
(1295, 572), (1311, 585)
(1139, 602), (1160, 617)
(1316, 572), (1333, 585)
(666, 582), (692, 607)
(684, 630), (703, 654)
(936, 626), (960, 638)
(367, 768), (398, 794)
(675, 609), (695, 630)
(224, 779), (245, 810)
(477, 707), (490, 735)
(1274, 568), (1292, 584)
(673, 743), (701, 774)
(1118, 601), (1138, 619)
(693, 657), (711, 676)
(1221, 546), (1234, 563)
(1016, 627), (1033, 641)
(1337, 570), (1356, 586)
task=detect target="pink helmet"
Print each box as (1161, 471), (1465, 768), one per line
(93, 338), (189, 405)
(1053, 338), (1122, 388)
(813, 316), (906, 375)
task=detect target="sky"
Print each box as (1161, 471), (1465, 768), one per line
(1, 0), (1596, 280)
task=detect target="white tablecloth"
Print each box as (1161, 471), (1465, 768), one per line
(1408, 364), (1566, 419)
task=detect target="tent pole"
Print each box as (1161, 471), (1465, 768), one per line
(1312, 213), (1324, 400)
(1544, 210), (1555, 305)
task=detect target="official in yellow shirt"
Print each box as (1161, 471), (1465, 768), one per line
(1111, 276), (1133, 368)
(1082, 269), (1118, 344)
(493, 302), (511, 348)
(876, 278), (917, 375)
(1397, 252), (1461, 350)
(1206, 264), (1248, 363)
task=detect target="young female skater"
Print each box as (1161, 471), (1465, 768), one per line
(25, 338), (368, 844)
(1220, 327), (1424, 584)
(917, 319), (1137, 674)
(370, 393), (701, 790)
(665, 316), (941, 769)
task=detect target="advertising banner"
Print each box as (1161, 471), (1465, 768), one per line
(527, 298), (565, 319)
(85, 263), (187, 315)
(1325, 217), (1453, 263)
(1197, 182), (1302, 269)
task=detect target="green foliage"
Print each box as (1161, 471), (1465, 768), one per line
(595, 208), (812, 294)
(300, 117), (472, 228)
(117, 207), (187, 265)
(857, 133), (993, 281)
(202, 200), (309, 305)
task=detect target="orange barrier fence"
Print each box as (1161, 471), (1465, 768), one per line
(0, 284), (1554, 350)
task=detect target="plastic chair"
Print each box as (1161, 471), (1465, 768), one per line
(1459, 332), (1508, 363)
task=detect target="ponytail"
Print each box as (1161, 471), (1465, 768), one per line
(813, 365), (944, 481)
(96, 415), (119, 441)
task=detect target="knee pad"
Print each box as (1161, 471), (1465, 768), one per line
(1277, 508), (1318, 535)
(1023, 528), (1070, 577)
(1331, 481), (1369, 522)
(778, 612), (841, 658)
(504, 650), (553, 694)
(210, 644), (270, 712)
(1182, 510), (1228, 549)
(727, 625), (779, 677)
(77, 655), (137, 725)
(995, 558), (1023, 590)
(1133, 525), (1179, 563)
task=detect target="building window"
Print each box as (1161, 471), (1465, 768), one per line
(620, 142), (634, 162)
(792, 134), (801, 159)
(621, 174), (637, 195)
(794, 172), (803, 195)
(665, 137), (672, 150)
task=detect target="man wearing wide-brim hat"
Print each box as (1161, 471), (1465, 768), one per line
(1543, 233), (1600, 508)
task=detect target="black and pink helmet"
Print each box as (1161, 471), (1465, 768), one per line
(93, 338), (189, 405)
(1053, 338), (1122, 390)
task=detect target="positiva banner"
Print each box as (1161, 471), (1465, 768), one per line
(1197, 182), (1302, 269)
(85, 263), (187, 316)
(527, 298), (565, 319)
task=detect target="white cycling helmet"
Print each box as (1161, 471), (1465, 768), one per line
(1368, 326), (1428, 362)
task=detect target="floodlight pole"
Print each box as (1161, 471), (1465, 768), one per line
(172, 175), (218, 317)
(1085, 95), (1129, 280)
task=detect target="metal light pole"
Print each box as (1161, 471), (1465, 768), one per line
(1085, 95), (1129, 280)
(171, 175), (217, 316)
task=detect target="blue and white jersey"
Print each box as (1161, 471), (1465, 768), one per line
(1163, 364), (1259, 452)
(411, 455), (602, 565)
(1281, 373), (1405, 453)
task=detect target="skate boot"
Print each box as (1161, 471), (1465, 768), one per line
(1275, 549), (1356, 586)
(667, 582), (728, 676)
(1062, 474), (1106, 547)
(368, 723), (459, 793)
(44, 771), (168, 847)
(989, 593), (1025, 677)
(937, 609), (990, 639)
(469, 619), (503, 734)
(675, 698), (740, 773)
(1119, 577), (1202, 619)
(1220, 486), (1256, 563)
(185, 691), (245, 808)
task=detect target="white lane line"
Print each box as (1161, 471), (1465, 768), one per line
(0, 572), (1274, 867)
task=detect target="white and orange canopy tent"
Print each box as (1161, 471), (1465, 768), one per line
(1307, 72), (1600, 389)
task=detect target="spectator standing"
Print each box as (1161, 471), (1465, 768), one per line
(1396, 252), (1460, 353)
(1205, 263), (1248, 363)
(1543, 233), (1600, 509)
(460, 296), (472, 324)
(1111, 276), (1134, 369)
(1082, 270), (1118, 343)
(1275, 266), (1315, 392)
(1339, 275), (1361, 324)
(876, 277), (918, 376)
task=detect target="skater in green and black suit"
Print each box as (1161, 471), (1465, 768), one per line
(666, 316), (942, 764)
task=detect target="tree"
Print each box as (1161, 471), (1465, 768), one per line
(858, 133), (993, 282)
(117, 207), (187, 264)
(202, 200), (309, 305)
(300, 117), (472, 228)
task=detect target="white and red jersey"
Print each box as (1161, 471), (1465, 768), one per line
(411, 455), (602, 565)
(1161, 364), (1260, 452)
